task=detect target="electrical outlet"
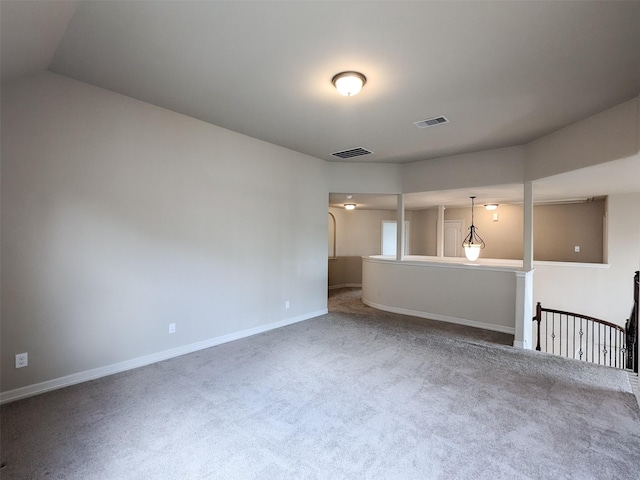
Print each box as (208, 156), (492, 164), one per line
(15, 352), (28, 368)
(285, 300), (290, 309)
(169, 323), (176, 334)
(574, 245), (581, 253)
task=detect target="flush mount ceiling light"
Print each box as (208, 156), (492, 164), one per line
(344, 204), (356, 210)
(332, 71), (366, 96)
(485, 204), (499, 211)
(462, 196), (485, 262)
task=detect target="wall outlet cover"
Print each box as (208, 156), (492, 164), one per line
(15, 352), (28, 368)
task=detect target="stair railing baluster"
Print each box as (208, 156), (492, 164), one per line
(533, 302), (628, 370)
(535, 302), (541, 351)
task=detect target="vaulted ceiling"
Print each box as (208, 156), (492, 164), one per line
(2, 1), (640, 208)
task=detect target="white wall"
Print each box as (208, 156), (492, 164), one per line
(3, 72), (639, 400)
(329, 206), (407, 257)
(526, 97), (639, 181)
(525, 97), (640, 327)
(533, 193), (640, 326)
(1, 72), (329, 397)
(409, 208), (438, 256)
(327, 162), (402, 195)
(401, 146), (526, 193)
(362, 257), (517, 334)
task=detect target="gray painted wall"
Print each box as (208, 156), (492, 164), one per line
(2, 70), (639, 399)
(525, 98), (639, 181)
(2, 72), (328, 393)
(331, 201), (605, 263)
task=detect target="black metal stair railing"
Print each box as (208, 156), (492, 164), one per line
(533, 272), (639, 372)
(533, 303), (627, 369)
(625, 271), (639, 373)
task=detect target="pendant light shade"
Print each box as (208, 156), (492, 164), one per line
(463, 243), (482, 262)
(462, 196), (485, 261)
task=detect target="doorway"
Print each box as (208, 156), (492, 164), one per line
(444, 220), (463, 257)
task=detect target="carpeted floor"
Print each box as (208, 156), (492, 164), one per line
(1, 288), (639, 479)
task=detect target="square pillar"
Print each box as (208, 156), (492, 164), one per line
(514, 269), (534, 349)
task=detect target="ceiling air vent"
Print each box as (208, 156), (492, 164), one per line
(413, 116), (449, 129)
(331, 147), (373, 159)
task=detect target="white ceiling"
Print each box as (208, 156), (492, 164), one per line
(2, 1), (640, 209)
(0, 0), (78, 83)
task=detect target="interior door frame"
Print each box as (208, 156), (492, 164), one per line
(444, 219), (463, 257)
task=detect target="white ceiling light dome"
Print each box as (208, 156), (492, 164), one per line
(332, 71), (366, 96)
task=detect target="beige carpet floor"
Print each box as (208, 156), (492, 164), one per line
(1, 288), (639, 479)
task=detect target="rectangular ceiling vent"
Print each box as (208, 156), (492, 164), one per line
(331, 147), (373, 159)
(414, 116), (449, 129)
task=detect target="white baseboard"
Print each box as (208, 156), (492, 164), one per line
(0, 309), (327, 405)
(328, 283), (362, 290)
(361, 299), (515, 335)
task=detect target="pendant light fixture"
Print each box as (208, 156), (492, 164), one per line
(462, 196), (485, 261)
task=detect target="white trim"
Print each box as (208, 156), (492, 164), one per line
(363, 255), (611, 271)
(362, 298), (515, 335)
(0, 309), (327, 405)
(514, 269), (535, 350)
(328, 283), (362, 290)
(532, 260), (610, 269)
(363, 255), (522, 273)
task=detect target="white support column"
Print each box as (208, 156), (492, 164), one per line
(436, 205), (445, 257)
(514, 181), (535, 349)
(396, 194), (405, 261)
(514, 270), (534, 349)
(523, 181), (534, 271)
